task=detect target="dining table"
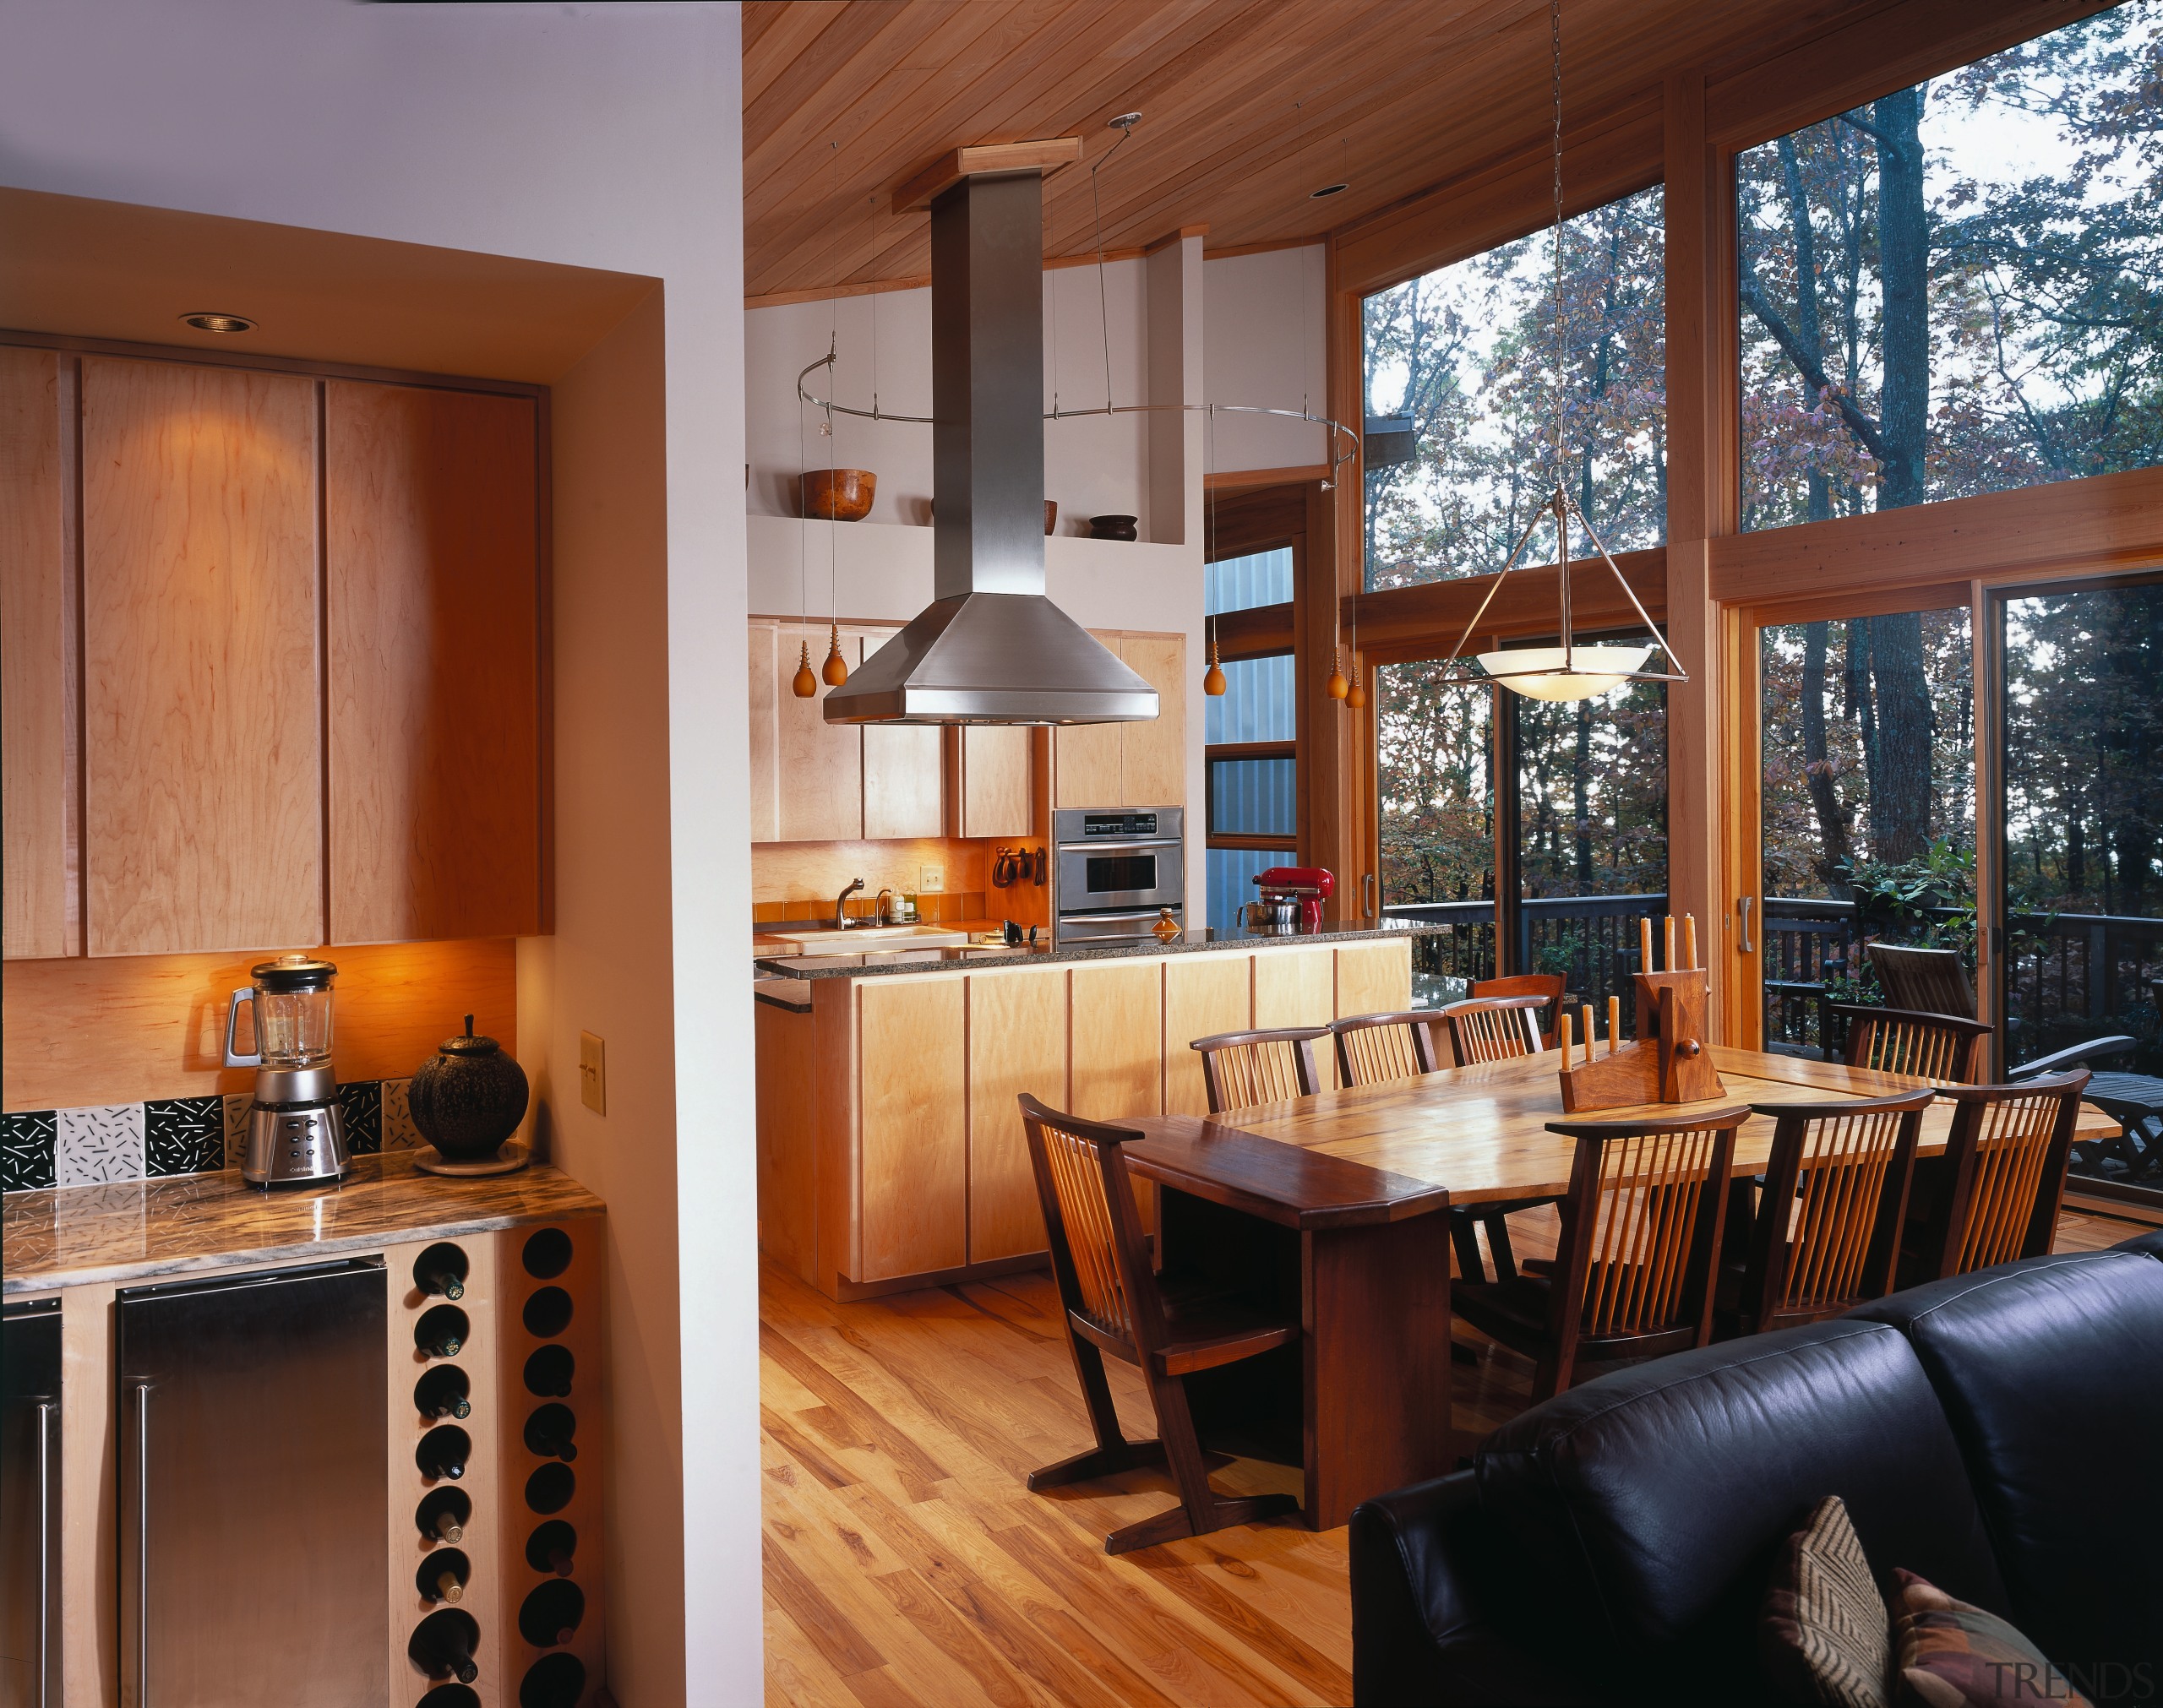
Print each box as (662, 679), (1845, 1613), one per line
(1120, 1044), (2122, 1530)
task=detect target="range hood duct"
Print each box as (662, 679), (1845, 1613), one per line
(823, 168), (1159, 726)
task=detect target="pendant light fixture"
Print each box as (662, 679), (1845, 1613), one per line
(1327, 648), (1349, 701)
(1203, 623), (1227, 697)
(1432, 0), (1684, 704)
(793, 640), (818, 699)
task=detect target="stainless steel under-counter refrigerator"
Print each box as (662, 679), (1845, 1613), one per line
(3, 1296), (61, 1708)
(117, 1258), (387, 1707)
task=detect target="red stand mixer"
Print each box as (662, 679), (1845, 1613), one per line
(1250, 866), (1335, 932)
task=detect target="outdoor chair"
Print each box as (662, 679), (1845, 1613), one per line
(1017, 1094), (1301, 1554)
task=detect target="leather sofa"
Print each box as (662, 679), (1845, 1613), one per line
(1349, 1235), (2163, 1705)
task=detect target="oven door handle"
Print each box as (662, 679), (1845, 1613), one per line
(1060, 910), (1173, 924)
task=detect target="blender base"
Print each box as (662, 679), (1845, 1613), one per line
(241, 1102), (349, 1187)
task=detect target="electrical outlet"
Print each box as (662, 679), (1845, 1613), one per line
(919, 866), (944, 892)
(579, 1031), (606, 1115)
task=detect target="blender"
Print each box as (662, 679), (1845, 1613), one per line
(224, 955), (348, 1187)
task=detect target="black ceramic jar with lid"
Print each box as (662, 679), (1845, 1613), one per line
(409, 1015), (531, 1161)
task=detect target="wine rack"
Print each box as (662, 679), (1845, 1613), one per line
(497, 1221), (605, 1706)
(387, 1233), (506, 1703)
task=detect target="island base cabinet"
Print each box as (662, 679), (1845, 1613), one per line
(857, 976), (967, 1283)
(966, 966), (1067, 1264)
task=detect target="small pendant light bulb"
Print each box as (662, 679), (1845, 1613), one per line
(1327, 648), (1348, 701)
(1345, 656), (1366, 710)
(821, 622), (849, 688)
(1203, 636), (1226, 697)
(792, 639), (817, 699)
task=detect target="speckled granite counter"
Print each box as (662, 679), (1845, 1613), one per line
(3, 1151), (604, 1293)
(753, 917), (1446, 980)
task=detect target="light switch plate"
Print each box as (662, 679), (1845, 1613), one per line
(919, 866), (944, 892)
(579, 1031), (606, 1115)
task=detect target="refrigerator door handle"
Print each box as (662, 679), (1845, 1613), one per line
(36, 1400), (54, 1708)
(133, 1382), (151, 1707)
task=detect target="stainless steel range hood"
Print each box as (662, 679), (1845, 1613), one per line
(823, 166), (1159, 726)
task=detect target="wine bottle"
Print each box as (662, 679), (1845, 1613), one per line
(417, 1424), (472, 1482)
(525, 1520), (577, 1577)
(414, 1242), (471, 1299)
(517, 1578), (586, 1649)
(415, 1305), (469, 1358)
(417, 1488), (471, 1545)
(408, 1609), (481, 1684)
(422, 1268), (465, 1300)
(523, 1344), (574, 1399)
(417, 1547), (471, 1605)
(518, 1653), (587, 1708)
(415, 1365), (471, 1420)
(523, 1402), (578, 1462)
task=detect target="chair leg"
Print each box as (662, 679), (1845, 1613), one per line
(1481, 1212), (1519, 1284)
(1030, 1332), (1166, 1490)
(1449, 1210), (1488, 1284)
(1100, 1366), (1296, 1555)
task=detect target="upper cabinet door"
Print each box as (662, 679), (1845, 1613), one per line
(324, 382), (541, 943)
(954, 725), (1032, 839)
(1052, 632), (1126, 809)
(776, 628), (864, 842)
(1118, 634), (1185, 808)
(81, 358), (322, 955)
(862, 625), (944, 839)
(2, 348), (71, 959)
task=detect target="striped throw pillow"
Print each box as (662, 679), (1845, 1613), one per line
(1760, 1494), (1894, 1708)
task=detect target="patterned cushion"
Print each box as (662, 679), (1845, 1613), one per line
(1890, 1571), (2092, 1708)
(1761, 1495), (1893, 1708)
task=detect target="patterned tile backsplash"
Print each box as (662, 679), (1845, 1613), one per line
(3, 1080), (425, 1194)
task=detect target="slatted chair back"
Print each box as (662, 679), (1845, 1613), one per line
(1470, 973), (1567, 1045)
(1331, 1011), (1442, 1088)
(1866, 943), (1977, 1020)
(1016, 1095), (1158, 1346)
(1740, 1089), (1934, 1330)
(1835, 1005), (1992, 1085)
(1929, 1072), (2089, 1277)
(1437, 996), (1549, 1067)
(1190, 1026), (1328, 1114)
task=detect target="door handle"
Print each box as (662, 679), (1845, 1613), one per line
(222, 987), (261, 1069)
(1738, 895), (1756, 955)
(134, 1381), (151, 1707)
(35, 1400), (53, 1708)
(1363, 873), (1377, 920)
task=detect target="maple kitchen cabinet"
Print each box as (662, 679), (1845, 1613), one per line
(0, 341), (549, 959)
(1052, 630), (1187, 809)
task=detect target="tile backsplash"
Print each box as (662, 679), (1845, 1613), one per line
(3, 1077), (425, 1193)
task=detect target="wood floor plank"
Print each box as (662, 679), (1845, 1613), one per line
(765, 1535), (889, 1678)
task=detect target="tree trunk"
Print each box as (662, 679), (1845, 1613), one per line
(1801, 621), (1850, 880)
(1869, 610), (1935, 861)
(1779, 138), (1835, 526)
(1873, 87), (1930, 510)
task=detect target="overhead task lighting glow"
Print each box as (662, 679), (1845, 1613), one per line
(180, 311), (257, 334)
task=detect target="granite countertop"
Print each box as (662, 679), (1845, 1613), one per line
(753, 917), (1446, 982)
(3, 1151), (604, 1294)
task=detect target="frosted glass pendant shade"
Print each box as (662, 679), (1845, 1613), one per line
(1475, 645), (1651, 701)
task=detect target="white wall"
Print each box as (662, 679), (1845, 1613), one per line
(745, 258), (1150, 531)
(1, 4), (756, 1702)
(1204, 244), (1330, 471)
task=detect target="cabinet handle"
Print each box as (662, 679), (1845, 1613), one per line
(134, 1382), (151, 1706)
(35, 1401), (53, 1708)
(1738, 895), (1756, 955)
(1363, 873), (1377, 920)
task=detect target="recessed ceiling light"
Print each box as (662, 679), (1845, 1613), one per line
(1311, 182), (1348, 199)
(180, 311), (257, 334)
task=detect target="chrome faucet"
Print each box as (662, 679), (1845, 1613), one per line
(875, 887), (895, 924)
(833, 877), (864, 929)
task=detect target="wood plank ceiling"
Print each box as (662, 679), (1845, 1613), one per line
(743, 0), (1872, 304)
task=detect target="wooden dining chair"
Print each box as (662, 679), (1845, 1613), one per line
(1911, 1071), (2089, 1281)
(1016, 1094), (1301, 1554)
(1454, 1106), (1750, 1401)
(1724, 1088), (1935, 1336)
(1436, 996), (1550, 1066)
(1866, 943), (1977, 1019)
(1329, 1010), (1443, 1085)
(1190, 1026), (1328, 1114)
(1470, 973), (1566, 1047)
(1834, 1004), (1991, 1084)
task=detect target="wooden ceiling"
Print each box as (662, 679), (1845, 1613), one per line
(742, 0), (1873, 304)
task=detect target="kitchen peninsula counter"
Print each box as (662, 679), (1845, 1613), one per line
(3, 1151), (604, 1293)
(755, 925), (1423, 1299)
(754, 917), (1442, 978)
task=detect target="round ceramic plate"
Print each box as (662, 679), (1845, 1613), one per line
(412, 1140), (531, 1178)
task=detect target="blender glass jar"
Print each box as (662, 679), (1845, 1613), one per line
(226, 955), (337, 1069)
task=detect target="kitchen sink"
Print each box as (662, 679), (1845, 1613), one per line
(763, 924), (970, 955)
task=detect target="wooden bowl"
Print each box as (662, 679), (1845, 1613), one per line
(801, 468), (876, 522)
(1044, 500), (1058, 536)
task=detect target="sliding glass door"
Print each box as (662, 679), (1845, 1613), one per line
(1998, 578), (2163, 1198)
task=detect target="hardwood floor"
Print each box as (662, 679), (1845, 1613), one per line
(760, 1204), (2148, 1705)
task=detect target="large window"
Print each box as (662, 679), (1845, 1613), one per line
(1362, 184), (1665, 590)
(1738, 3), (2163, 531)
(1204, 547), (1296, 933)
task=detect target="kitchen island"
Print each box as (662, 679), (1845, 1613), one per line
(753, 921), (1441, 1299)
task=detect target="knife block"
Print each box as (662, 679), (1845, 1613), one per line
(1556, 969), (1724, 1112)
